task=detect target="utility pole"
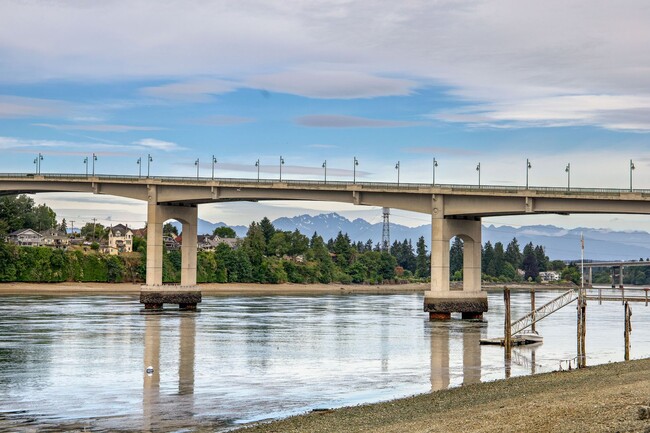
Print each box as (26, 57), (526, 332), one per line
(69, 220), (75, 238)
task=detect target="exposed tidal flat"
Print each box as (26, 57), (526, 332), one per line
(234, 358), (650, 433)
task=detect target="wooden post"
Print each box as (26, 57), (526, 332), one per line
(577, 295), (587, 368)
(624, 302), (632, 361)
(504, 287), (512, 378)
(530, 287), (536, 333)
(504, 287), (511, 348)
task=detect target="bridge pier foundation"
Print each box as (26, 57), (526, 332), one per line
(140, 189), (201, 310)
(424, 211), (488, 319)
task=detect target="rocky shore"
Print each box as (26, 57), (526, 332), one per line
(234, 358), (650, 433)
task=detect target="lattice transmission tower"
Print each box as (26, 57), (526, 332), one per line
(382, 207), (390, 251)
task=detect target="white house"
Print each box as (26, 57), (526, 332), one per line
(107, 224), (133, 255)
(6, 228), (43, 246)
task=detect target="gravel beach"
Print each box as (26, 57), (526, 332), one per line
(234, 358), (650, 433)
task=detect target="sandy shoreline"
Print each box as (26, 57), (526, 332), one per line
(0, 281), (576, 296)
(0, 281), (429, 296)
(234, 358), (650, 433)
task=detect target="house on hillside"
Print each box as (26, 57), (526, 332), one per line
(6, 228), (43, 246)
(539, 271), (561, 282)
(163, 235), (180, 251)
(197, 234), (239, 251)
(40, 228), (69, 249)
(107, 224), (133, 255)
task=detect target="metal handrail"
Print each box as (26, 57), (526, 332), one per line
(511, 289), (578, 336)
(2, 172), (650, 195)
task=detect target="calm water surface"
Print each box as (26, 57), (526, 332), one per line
(1, 290), (649, 432)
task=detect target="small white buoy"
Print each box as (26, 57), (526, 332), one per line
(146, 366), (154, 375)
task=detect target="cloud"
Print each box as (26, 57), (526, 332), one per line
(295, 114), (427, 128)
(1, 1), (650, 129)
(34, 123), (163, 132)
(0, 96), (71, 118)
(433, 95), (650, 131)
(193, 115), (255, 125)
(140, 79), (239, 102)
(246, 70), (417, 99)
(132, 138), (183, 151)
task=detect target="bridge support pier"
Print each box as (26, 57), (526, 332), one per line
(424, 213), (488, 320)
(140, 191), (201, 310)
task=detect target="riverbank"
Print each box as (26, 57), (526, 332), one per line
(234, 358), (650, 433)
(0, 281), (429, 295)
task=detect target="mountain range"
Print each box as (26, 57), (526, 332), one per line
(189, 213), (650, 261)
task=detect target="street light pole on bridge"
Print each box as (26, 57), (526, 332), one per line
(432, 157), (438, 186)
(255, 159), (260, 182)
(84, 157), (89, 177)
(322, 160), (327, 183)
(279, 156), (284, 181)
(92, 153), (97, 176)
(137, 157), (142, 178)
(353, 156), (359, 184)
(395, 161), (400, 186)
(526, 158), (532, 189)
(565, 163), (571, 191)
(195, 158), (200, 179)
(211, 155), (217, 180)
(630, 159), (635, 192)
(476, 162), (481, 187)
(147, 154), (153, 178)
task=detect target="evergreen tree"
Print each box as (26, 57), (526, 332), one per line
(482, 241), (495, 275)
(415, 236), (430, 278)
(534, 245), (549, 272)
(505, 237), (522, 269)
(449, 237), (463, 277)
(522, 242), (539, 280)
(493, 242), (506, 276)
(259, 217), (276, 244)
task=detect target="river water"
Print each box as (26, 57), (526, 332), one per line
(1, 290), (649, 432)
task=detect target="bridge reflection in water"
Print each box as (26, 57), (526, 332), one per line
(143, 312), (197, 432)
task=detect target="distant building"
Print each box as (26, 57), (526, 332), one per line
(107, 224), (133, 255)
(6, 228), (43, 246)
(164, 235), (180, 251)
(539, 271), (561, 282)
(40, 228), (69, 249)
(197, 234), (239, 251)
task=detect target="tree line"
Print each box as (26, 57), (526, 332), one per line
(0, 194), (589, 285)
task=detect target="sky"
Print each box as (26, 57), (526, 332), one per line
(2, 0), (650, 232)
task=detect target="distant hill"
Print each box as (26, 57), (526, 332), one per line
(181, 213), (650, 261)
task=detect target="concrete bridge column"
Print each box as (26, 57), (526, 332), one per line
(424, 210), (488, 320)
(140, 186), (201, 309)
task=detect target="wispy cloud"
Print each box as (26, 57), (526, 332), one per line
(132, 138), (183, 151)
(34, 123), (163, 132)
(0, 96), (71, 118)
(140, 79), (239, 102)
(247, 70), (417, 99)
(433, 95), (650, 132)
(295, 114), (427, 128)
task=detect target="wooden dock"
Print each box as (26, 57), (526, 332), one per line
(480, 336), (542, 346)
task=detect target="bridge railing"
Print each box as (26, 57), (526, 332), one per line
(1, 172), (649, 195)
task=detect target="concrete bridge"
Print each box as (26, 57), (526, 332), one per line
(4, 172), (650, 319)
